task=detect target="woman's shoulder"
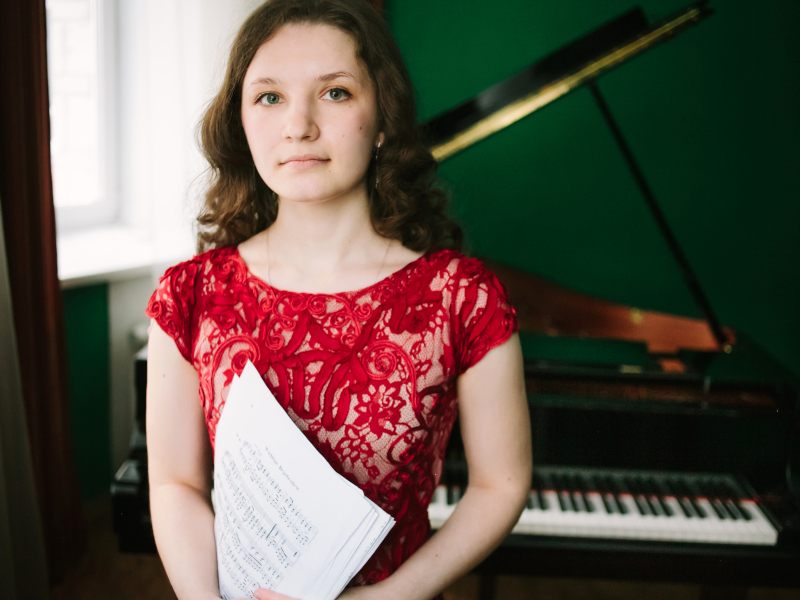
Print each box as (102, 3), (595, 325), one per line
(157, 245), (239, 283)
(422, 249), (503, 287)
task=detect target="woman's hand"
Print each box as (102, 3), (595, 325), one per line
(252, 589), (298, 600)
(248, 584), (378, 600)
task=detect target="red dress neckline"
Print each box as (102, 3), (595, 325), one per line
(231, 245), (433, 298)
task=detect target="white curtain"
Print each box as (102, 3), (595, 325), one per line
(105, 0), (264, 471)
(117, 0), (264, 267)
(0, 193), (49, 600)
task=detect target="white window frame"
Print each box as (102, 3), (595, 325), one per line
(50, 0), (119, 232)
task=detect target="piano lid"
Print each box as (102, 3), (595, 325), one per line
(419, 1), (740, 367)
(423, 1), (713, 161)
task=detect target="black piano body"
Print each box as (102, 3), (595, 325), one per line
(421, 0), (800, 593)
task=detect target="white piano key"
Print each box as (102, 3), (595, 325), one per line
(740, 500), (779, 544)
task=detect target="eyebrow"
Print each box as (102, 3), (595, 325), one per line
(317, 71), (357, 83)
(247, 71), (358, 87)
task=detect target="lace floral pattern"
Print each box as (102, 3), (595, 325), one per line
(147, 246), (518, 587)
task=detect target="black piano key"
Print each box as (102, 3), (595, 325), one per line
(737, 502), (752, 521)
(567, 475), (587, 512)
(723, 499), (740, 520)
(627, 477), (651, 516)
(601, 493), (614, 514)
(600, 476), (625, 513)
(629, 484), (649, 515)
(553, 474), (575, 512)
(526, 491), (536, 510)
(537, 489), (549, 511)
(580, 475), (596, 512)
(692, 498), (707, 519)
(678, 497), (693, 518)
(636, 496), (651, 516)
(603, 476), (625, 514)
(643, 477), (670, 516)
(710, 499), (727, 519)
(648, 496), (663, 516)
(565, 491), (576, 512)
(678, 478), (707, 518)
(709, 480), (744, 521)
(654, 495), (673, 517)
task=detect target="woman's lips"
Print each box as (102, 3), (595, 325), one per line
(281, 155), (330, 170)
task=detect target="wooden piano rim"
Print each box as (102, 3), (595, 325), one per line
(484, 259), (735, 356)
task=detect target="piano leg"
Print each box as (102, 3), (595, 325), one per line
(699, 585), (747, 600)
(478, 571), (496, 600)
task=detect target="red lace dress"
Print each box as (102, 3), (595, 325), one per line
(146, 246), (518, 591)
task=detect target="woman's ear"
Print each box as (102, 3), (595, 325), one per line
(376, 131), (386, 148)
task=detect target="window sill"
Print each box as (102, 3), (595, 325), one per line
(57, 225), (193, 289)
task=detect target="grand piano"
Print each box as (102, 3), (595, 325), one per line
(112, 2), (800, 597)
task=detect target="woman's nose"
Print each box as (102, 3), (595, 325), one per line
(282, 100), (319, 141)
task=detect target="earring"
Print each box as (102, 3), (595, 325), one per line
(374, 142), (381, 188)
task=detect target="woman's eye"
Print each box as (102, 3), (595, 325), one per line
(258, 93), (281, 105)
(323, 88), (351, 102)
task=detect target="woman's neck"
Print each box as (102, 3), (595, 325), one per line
(237, 189), (423, 294)
(270, 192), (380, 268)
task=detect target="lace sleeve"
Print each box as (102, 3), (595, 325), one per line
(145, 257), (201, 363)
(454, 259), (519, 375)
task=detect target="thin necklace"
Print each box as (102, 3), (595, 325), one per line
(265, 229), (392, 290)
(265, 228), (272, 286)
(375, 238), (392, 284)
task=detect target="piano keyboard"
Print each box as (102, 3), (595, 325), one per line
(429, 466), (778, 545)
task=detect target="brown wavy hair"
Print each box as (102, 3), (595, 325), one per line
(196, 0), (462, 253)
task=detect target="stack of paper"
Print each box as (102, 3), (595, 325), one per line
(213, 361), (395, 600)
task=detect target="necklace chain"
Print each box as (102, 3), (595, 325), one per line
(265, 228), (272, 286)
(265, 229), (392, 290)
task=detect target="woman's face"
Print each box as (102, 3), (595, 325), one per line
(241, 23), (384, 206)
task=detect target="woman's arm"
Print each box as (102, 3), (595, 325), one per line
(344, 332), (532, 600)
(146, 320), (221, 600)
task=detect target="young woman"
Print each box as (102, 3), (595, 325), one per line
(145, 1), (532, 599)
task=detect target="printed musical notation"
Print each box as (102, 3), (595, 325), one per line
(215, 444), (308, 591)
(214, 361), (395, 600)
(238, 440), (319, 547)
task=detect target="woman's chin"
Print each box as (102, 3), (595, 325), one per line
(275, 186), (366, 207)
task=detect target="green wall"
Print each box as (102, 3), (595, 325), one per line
(386, 0), (800, 377)
(62, 283), (111, 500)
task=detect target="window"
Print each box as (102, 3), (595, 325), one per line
(46, 0), (117, 231)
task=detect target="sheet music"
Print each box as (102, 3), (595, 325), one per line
(214, 361), (394, 600)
